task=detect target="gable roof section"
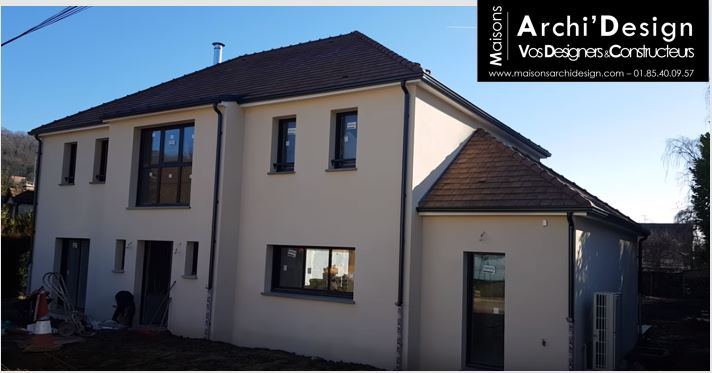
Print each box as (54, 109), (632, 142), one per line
(418, 129), (646, 234)
(30, 31), (422, 135)
(27, 31), (549, 157)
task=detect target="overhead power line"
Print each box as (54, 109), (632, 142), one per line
(2, 6), (90, 47)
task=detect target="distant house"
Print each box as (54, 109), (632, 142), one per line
(2, 176), (35, 218)
(27, 32), (648, 370)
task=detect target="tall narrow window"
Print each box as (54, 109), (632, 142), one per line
(272, 246), (355, 298)
(273, 118), (296, 172)
(184, 241), (199, 277)
(332, 111), (357, 169)
(62, 143), (78, 184)
(93, 139), (109, 182)
(114, 240), (126, 272)
(137, 123), (194, 206)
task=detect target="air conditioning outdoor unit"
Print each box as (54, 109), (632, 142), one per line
(592, 292), (621, 370)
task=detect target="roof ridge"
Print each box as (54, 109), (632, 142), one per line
(350, 31), (424, 74)
(30, 32), (361, 134)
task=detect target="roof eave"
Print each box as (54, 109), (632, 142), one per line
(28, 74), (423, 136)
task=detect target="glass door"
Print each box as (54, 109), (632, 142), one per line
(466, 253), (505, 369)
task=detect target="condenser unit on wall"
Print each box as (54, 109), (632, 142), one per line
(592, 292), (621, 370)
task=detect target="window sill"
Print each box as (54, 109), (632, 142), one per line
(112, 269), (124, 274)
(325, 167), (357, 173)
(126, 206), (191, 210)
(182, 275), (198, 280)
(58, 183), (75, 186)
(261, 291), (355, 304)
(267, 170), (295, 175)
(89, 181), (106, 185)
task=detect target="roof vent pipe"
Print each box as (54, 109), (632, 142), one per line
(212, 42), (225, 65)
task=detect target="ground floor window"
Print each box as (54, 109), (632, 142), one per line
(272, 246), (355, 298)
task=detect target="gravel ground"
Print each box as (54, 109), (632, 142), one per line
(1, 329), (377, 370)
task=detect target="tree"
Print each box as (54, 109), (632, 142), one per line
(1, 128), (38, 191)
(665, 132), (710, 268)
(691, 133), (710, 258)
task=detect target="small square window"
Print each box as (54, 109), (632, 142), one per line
(332, 111), (357, 169)
(184, 241), (199, 277)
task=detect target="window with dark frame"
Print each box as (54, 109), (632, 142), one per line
(96, 139), (109, 182)
(332, 111), (358, 169)
(273, 118), (296, 172)
(137, 123), (194, 206)
(114, 240), (126, 272)
(272, 246), (355, 298)
(185, 241), (199, 277)
(63, 143), (77, 184)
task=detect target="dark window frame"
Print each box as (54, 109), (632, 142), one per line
(189, 242), (199, 276)
(64, 143), (77, 184)
(96, 139), (109, 182)
(136, 122), (194, 206)
(273, 117), (296, 172)
(271, 246), (355, 299)
(331, 111), (357, 169)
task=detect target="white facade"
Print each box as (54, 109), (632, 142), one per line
(30, 81), (642, 370)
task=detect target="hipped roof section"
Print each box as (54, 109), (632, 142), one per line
(418, 129), (646, 235)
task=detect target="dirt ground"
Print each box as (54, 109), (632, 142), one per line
(2, 329), (376, 370)
(625, 296), (709, 371)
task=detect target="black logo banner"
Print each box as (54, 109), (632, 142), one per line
(477, 0), (709, 82)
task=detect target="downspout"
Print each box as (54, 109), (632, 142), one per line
(637, 234), (648, 336)
(204, 102), (224, 339)
(27, 134), (43, 294)
(395, 80), (410, 370)
(566, 212), (575, 370)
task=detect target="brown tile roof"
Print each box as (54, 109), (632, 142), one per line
(30, 31), (423, 135)
(418, 129), (645, 233)
(27, 32), (550, 157)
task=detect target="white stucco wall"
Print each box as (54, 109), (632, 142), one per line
(573, 216), (639, 369)
(418, 215), (570, 370)
(227, 85), (405, 369)
(30, 106), (219, 338)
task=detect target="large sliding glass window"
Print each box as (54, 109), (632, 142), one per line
(272, 246), (355, 298)
(137, 123), (194, 206)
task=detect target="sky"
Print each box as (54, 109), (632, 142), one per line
(1, 6), (708, 223)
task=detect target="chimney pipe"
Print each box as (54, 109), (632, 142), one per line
(212, 42), (225, 65)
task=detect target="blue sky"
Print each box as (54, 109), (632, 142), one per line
(2, 6), (708, 222)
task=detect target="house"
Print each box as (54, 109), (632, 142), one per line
(27, 31), (647, 370)
(2, 180), (35, 218)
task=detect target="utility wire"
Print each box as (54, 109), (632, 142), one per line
(2, 6), (90, 47)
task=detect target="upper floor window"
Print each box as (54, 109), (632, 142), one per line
(272, 246), (355, 298)
(137, 123), (194, 206)
(93, 138), (109, 183)
(273, 118), (296, 172)
(332, 111), (357, 169)
(61, 142), (77, 185)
